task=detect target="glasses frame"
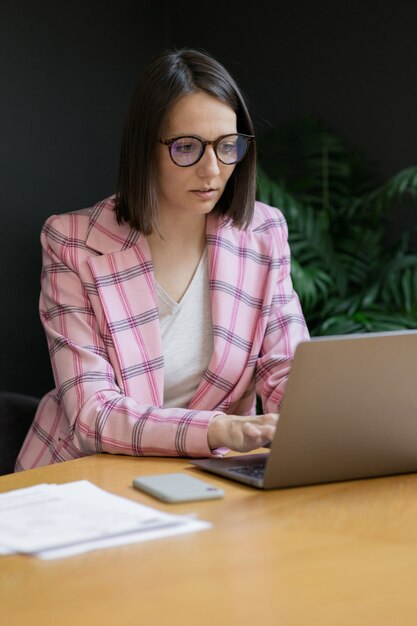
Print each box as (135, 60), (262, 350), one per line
(158, 133), (255, 167)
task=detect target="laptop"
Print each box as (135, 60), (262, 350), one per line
(190, 329), (417, 489)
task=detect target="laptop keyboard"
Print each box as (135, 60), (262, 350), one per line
(227, 463), (266, 479)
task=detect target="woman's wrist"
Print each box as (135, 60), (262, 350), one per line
(207, 414), (228, 449)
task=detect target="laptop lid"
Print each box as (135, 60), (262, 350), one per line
(191, 330), (417, 489)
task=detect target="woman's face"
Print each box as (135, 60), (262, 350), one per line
(156, 91), (237, 225)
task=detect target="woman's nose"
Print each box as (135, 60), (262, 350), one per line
(196, 145), (220, 177)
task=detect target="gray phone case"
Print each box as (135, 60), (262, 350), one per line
(132, 472), (224, 503)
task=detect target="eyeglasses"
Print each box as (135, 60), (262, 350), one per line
(158, 133), (255, 167)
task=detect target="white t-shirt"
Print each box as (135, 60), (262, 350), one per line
(156, 248), (214, 408)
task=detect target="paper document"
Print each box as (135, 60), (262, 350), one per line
(0, 480), (211, 559)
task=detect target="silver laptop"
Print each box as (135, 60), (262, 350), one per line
(190, 329), (417, 489)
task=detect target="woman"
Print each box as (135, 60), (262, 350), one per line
(16, 47), (309, 471)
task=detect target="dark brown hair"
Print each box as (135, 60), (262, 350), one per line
(114, 47), (257, 233)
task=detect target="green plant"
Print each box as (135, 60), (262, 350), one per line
(256, 115), (417, 335)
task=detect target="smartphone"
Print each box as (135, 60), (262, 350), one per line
(132, 472), (224, 503)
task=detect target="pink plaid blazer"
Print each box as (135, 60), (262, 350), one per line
(16, 196), (309, 471)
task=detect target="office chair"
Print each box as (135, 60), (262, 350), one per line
(0, 391), (40, 475)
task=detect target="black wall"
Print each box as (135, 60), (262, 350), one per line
(1, 1), (416, 397)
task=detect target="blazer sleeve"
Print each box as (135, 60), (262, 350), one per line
(254, 208), (310, 412)
(39, 215), (222, 459)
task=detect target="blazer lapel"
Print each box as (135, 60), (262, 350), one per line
(85, 199), (164, 406)
(188, 214), (271, 411)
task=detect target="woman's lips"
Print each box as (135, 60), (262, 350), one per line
(191, 189), (217, 200)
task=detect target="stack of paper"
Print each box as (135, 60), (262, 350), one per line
(0, 480), (211, 560)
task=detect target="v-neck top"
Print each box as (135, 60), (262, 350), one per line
(156, 248), (214, 408)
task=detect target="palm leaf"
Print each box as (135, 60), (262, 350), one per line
(350, 165), (417, 216)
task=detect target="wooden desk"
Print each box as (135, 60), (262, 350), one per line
(2, 454), (417, 626)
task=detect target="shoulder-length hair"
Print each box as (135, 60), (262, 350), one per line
(114, 48), (257, 233)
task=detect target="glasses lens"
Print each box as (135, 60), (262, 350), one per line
(216, 135), (250, 164)
(170, 137), (203, 166)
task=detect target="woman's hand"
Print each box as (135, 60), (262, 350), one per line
(207, 413), (278, 452)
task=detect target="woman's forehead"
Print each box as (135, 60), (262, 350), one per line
(163, 92), (237, 137)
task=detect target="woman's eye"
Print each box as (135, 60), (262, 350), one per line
(219, 142), (236, 154)
(174, 140), (198, 154)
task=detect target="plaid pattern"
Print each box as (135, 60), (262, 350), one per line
(15, 196), (309, 471)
